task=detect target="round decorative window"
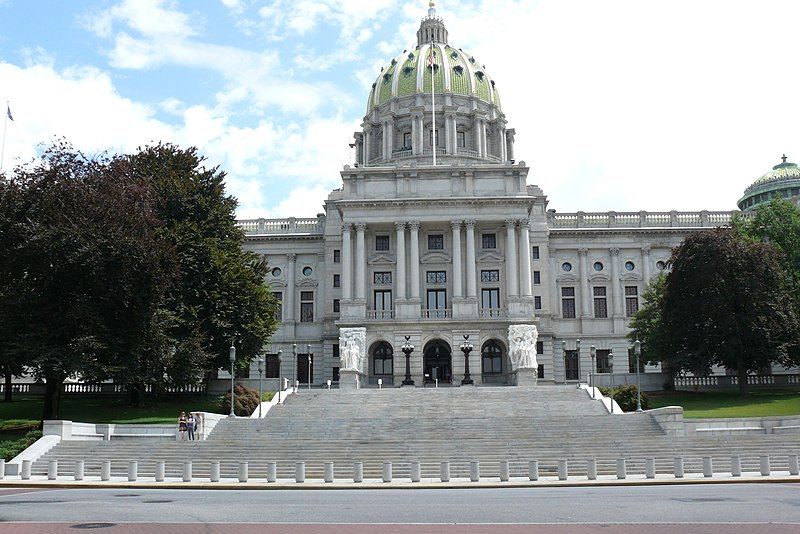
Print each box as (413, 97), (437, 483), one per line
(593, 261), (604, 272)
(625, 261), (635, 271)
(271, 267), (282, 277)
(302, 266), (313, 276)
(561, 262), (572, 272)
(656, 261), (667, 270)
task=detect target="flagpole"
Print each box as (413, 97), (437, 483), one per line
(0, 101), (7, 172)
(431, 45), (436, 167)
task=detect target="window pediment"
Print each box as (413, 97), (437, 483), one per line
(421, 251), (451, 263)
(619, 273), (640, 282)
(477, 252), (505, 263)
(368, 253), (396, 266)
(297, 279), (319, 287)
(588, 273), (610, 282)
(557, 274), (580, 283)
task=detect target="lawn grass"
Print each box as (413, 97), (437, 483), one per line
(649, 389), (800, 419)
(0, 395), (224, 426)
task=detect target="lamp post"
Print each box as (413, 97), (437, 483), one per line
(590, 345), (596, 399)
(609, 350), (614, 414)
(575, 338), (581, 388)
(307, 344), (312, 390)
(401, 336), (415, 386)
(460, 334), (474, 385)
(292, 344), (297, 392)
(634, 339), (643, 412)
(228, 341), (236, 418)
(277, 350), (283, 403)
(257, 355), (264, 418)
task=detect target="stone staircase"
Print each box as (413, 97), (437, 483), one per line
(33, 386), (800, 479)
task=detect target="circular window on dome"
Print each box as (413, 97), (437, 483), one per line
(657, 261), (667, 271)
(625, 261), (635, 271)
(450, 51), (458, 59)
(593, 262), (604, 272)
(271, 267), (282, 277)
(475, 71), (485, 81)
(453, 65), (464, 76)
(382, 73), (391, 84)
(403, 66), (413, 76)
(302, 266), (313, 276)
(562, 262), (573, 272)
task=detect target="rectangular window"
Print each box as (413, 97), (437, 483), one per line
(537, 364), (545, 379)
(374, 272), (392, 285)
(427, 234), (444, 250)
(564, 350), (579, 381)
(427, 289), (447, 310)
(561, 287), (576, 319)
(429, 129), (440, 147)
(596, 349), (611, 374)
(333, 249), (341, 263)
(333, 344), (340, 360)
(403, 132), (412, 149)
(426, 271), (446, 284)
(457, 131), (466, 148)
(532, 246), (540, 260)
(481, 288), (500, 309)
(534, 296), (542, 310)
(274, 292), (283, 321)
(333, 299), (340, 313)
(375, 235), (390, 251)
(265, 354), (280, 378)
(481, 233), (496, 249)
(332, 366), (340, 382)
(480, 269), (500, 283)
(333, 274), (341, 288)
(300, 291), (314, 323)
(625, 286), (639, 317)
(593, 286), (608, 318)
(374, 290), (392, 311)
(533, 271), (541, 285)
(536, 341), (543, 354)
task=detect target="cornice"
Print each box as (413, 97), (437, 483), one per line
(548, 227), (710, 237)
(243, 234), (324, 243)
(335, 196), (536, 209)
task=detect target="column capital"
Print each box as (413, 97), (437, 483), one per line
(451, 219), (463, 229)
(407, 220), (420, 231)
(578, 248), (589, 256)
(464, 219), (476, 228)
(517, 218), (531, 229)
(354, 222), (367, 231)
(641, 246), (652, 256)
(341, 223), (353, 234)
(287, 253), (297, 262)
(610, 247), (620, 256)
(504, 219), (518, 228)
(395, 221), (406, 231)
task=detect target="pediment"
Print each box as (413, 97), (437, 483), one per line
(421, 251), (451, 263)
(619, 273), (640, 282)
(269, 280), (287, 288)
(368, 253), (396, 266)
(588, 273), (610, 282)
(477, 252), (505, 263)
(557, 274), (580, 283)
(297, 278), (319, 287)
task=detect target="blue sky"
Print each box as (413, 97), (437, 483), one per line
(2, 0), (800, 218)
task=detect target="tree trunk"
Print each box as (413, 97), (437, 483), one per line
(737, 362), (750, 398)
(4, 371), (12, 402)
(42, 378), (63, 420)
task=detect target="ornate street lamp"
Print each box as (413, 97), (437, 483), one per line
(460, 334), (474, 385)
(590, 345), (596, 399)
(228, 341), (236, 418)
(575, 338), (581, 388)
(277, 350), (283, 404)
(307, 344), (312, 390)
(608, 356), (614, 414)
(401, 336), (415, 386)
(257, 355), (264, 418)
(634, 339), (643, 412)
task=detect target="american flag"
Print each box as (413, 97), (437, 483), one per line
(5, 103), (12, 122)
(428, 46), (436, 69)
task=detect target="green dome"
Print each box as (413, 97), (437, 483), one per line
(738, 156), (800, 211)
(366, 43), (502, 113)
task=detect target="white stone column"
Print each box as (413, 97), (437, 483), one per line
(355, 222), (366, 301)
(500, 128), (508, 162)
(382, 121), (388, 160)
(409, 221), (420, 300)
(451, 220), (463, 298)
(444, 114), (452, 154)
(518, 220), (533, 298)
(451, 116), (458, 155)
(610, 248), (622, 318)
(387, 118), (394, 159)
(465, 220), (477, 299)
(286, 253), (296, 322)
(505, 220), (518, 298)
(342, 225), (352, 300)
(396, 222), (406, 299)
(579, 248), (590, 318)
(642, 247), (652, 283)
(480, 120), (488, 157)
(363, 129), (371, 164)
(411, 115), (420, 156)
(474, 116), (482, 157)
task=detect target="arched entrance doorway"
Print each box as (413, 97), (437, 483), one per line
(481, 339), (507, 384)
(370, 341), (394, 385)
(423, 340), (452, 384)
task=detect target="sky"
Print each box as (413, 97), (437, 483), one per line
(1, 0), (799, 219)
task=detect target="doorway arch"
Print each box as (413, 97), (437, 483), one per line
(423, 340), (452, 384)
(370, 341), (394, 385)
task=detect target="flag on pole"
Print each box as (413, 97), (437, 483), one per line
(6, 104), (12, 122)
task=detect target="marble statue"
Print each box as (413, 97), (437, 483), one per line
(508, 324), (539, 370)
(339, 327), (367, 372)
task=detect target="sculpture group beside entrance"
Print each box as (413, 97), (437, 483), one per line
(339, 327), (367, 390)
(508, 324), (539, 386)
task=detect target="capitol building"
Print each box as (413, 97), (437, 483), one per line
(237, 4), (782, 388)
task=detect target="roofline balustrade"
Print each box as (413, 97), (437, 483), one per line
(237, 217), (325, 236)
(547, 210), (743, 229)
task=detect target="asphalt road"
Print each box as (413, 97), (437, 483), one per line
(0, 484), (798, 532)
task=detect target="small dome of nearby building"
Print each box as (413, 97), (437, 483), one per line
(738, 155), (800, 211)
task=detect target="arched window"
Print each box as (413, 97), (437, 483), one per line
(482, 340), (503, 375)
(373, 342), (393, 376)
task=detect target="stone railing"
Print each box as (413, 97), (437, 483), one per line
(674, 374), (800, 390)
(366, 310), (395, 320)
(548, 210), (741, 229)
(237, 217), (325, 236)
(421, 309), (453, 319)
(0, 382), (207, 396)
(479, 308), (508, 318)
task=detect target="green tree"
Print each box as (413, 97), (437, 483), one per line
(0, 142), (172, 419)
(661, 228), (799, 397)
(127, 144), (278, 391)
(627, 273), (674, 378)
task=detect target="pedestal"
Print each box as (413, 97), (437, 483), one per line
(339, 369), (362, 391)
(515, 367), (538, 387)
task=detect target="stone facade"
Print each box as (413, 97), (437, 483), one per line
(234, 6), (740, 388)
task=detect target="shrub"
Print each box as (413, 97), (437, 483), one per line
(219, 384), (261, 416)
(0, 430), (43, 461)
(598, 385), (651, 412)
